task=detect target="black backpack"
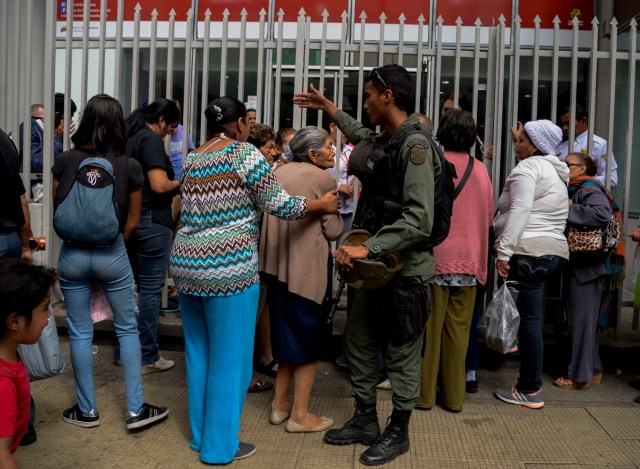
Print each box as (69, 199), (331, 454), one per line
(53, 152), (126, 248)
(353, 123), (466, 249)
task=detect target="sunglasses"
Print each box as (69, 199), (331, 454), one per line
(565, 162), (584, 168)
(367, 68), (389, 90)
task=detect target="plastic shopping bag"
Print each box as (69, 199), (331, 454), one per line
(477, 281), (520, 354)
(17, 308), (65, 381)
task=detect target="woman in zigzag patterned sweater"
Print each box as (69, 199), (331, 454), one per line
(169, 96), (339, 464)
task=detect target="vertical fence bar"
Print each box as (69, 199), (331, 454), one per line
(415, 14), (426, 114)
(292, 8), (306, 129)
(568, 16), (580, 155)
(432, 16), (443, 126)
(510, 15), (521, 127)
(81, 0), (90, 108)
(256, 8), (266, 125)
(531, 16), (541, 120)
(200, 9), (212, 145)
(377, 13), (386, 66)
(43, 0), (57, 267)
(238, 9), (248, 102)
(453, 17), (462, 107)
(622, 18), (637, 251)
(337, 11), (348, 112)
(9, 0), (20, 136)
(131, 3), (142, 112)
(148, 9), (158, 103)
(0, 0), (8, 129)
(114, 0), (124, 101)
(551, 16), (560, 134)
(98, 0), (107, 93)
(317, 9), (329, 127)
(587, 17), (600, 164)
(166, 9), (177, 100)
(182, 8), (194, 160)
(301, 17), (311, 125)
(21, 0), (33, 193)
(495, 16), (507, 174)
(398, 14), (406, 67)
(471, 18), (481, 123)
(356, 11), (366, 123)
(63, 0), (74, 151)
(605, 18), (618, 191)
(219, 9), (230, 97)
(273, 9), (285, 129)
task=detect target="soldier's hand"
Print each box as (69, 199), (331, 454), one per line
(333, 244), (369, 270)
(629, 227), (640, 243)
(293, 83), (338, 117)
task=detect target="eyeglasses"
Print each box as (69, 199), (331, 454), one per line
(367, 68), (389, 90)
(565, 162), (584, 168)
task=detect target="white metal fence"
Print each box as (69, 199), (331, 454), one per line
(1, 0), (639, 274)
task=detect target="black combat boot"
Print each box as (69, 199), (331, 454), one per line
(324, 399), (380, 445)
(359, 409), (411, 466)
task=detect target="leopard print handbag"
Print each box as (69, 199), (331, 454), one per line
(567, 214), (620, 257)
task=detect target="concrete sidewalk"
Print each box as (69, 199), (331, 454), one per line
(14, 333), (640, 469)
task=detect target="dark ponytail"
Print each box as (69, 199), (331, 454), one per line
(126, 98), (180, 138)
(205, 97), (247, 140)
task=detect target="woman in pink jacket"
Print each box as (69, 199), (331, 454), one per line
(259, 127), (343, 433)
(417, 110), (494, 412)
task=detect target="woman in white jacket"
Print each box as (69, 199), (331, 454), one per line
(493, 119), (569, 410)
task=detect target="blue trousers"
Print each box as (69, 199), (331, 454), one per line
(58, 236), (144, 415)
(179, 284), (259, 464)
(127, 213), (173, 365)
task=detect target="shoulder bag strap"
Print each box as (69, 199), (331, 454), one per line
(453, 155), (474, 200)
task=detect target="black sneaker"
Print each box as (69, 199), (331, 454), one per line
(234, 441), (256, 460)
(62, 404), (100, 428)
(466, 380), (479, 393)
(126, 403), (169, 430)
(19, 425), (37, 446)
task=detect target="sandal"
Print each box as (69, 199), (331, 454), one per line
(248, 378), (273, 393)
(553, 377), (590, 389)
(255, 359), (279, 378)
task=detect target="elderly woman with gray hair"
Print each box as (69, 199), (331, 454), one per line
(259, 126), (343, 433)
(493, 119), (570, 410)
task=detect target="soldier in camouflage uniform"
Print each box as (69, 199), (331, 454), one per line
(294, 64), (440, 466)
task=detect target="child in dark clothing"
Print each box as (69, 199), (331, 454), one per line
(0, 259), (56, 468)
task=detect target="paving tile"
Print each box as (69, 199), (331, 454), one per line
(586, 407), (640, 440)
(510, 435), (578, 465)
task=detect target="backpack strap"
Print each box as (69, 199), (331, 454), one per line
(453, 155), (474, 200)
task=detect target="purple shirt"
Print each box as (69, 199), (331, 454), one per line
(169, 125), (195, 180)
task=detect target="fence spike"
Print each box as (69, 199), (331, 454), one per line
(591, 16), (599, 27)
(474, 17), (482, 27)
(169, 8), (176, 18)
(240, 8), (247, 18)
(455, 16), (463, 26)
(418, 13), (425, 23)
(134, 3), (141, 13)
(533, 15), (541, 26)
(298, 7), (306, 17)
(259, 8), (267, 17)
(553, 15), (561, 26)
(630, 17), (637, 28)
(514, 14), (522, 25)
(359, 10), (367, 20)
(342, 10), (349, 20)
(322, 9), (329, 19)
(379, 12), (386, 22)
(571, 15), (580, 28)
(278, 8), (285, 18)
(398, 13), (406, 23)
(222, 8), (230, 18)
(498, 14), (506, 25)
(151, 8), (158, 19)
(610, 16), (618, 28)
(437, 15), (444, 25)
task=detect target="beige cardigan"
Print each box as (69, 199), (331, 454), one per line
(259, 162), (343, 304)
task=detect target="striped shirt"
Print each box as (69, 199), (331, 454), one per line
(170, 141), (307, 297)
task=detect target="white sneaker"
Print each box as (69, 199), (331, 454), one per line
(143, 356), (175, 374)
(376, 379), (392, 390)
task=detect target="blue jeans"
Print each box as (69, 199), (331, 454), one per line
(506, 254), (567, 393)
(58, 235), (144, 415)
(179, 285), (259, 464)
(0, 231), (21, 259)
(127, 213), (173, 365)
